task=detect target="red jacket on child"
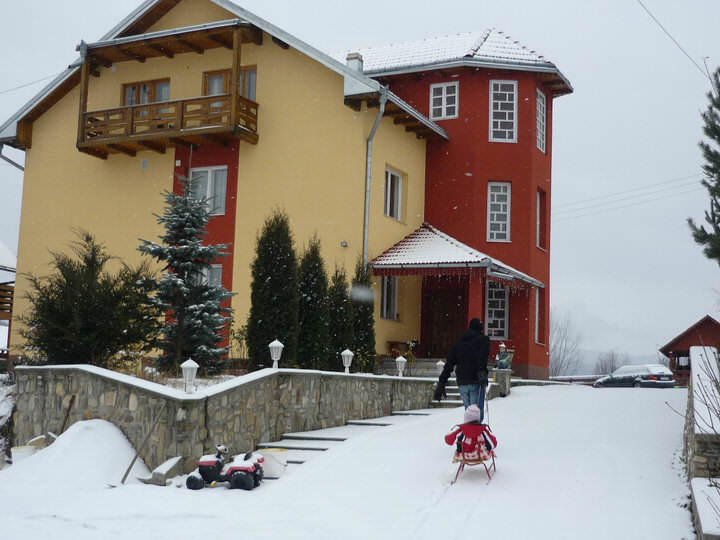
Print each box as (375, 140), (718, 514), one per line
(444, 422), (497, 462)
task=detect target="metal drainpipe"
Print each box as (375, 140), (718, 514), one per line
(0, 144), (24, 172)
(363, 87), (388, 266)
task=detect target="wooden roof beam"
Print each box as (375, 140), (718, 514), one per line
(146, 43), (174, 58)
(245, 27), (263, 46)
(393, 116), (420, 125)
(208, 34), (233, 49)
(116, 47), (146, 63)
(201, 133), (229, 146)
(177, 39), (204, 55)
(137, 141), (166, 154)
(170, 137), (197, 149)
(107, 144), (137, 157)
(78, 146), (108, 160)
(89, 53), (113, 68)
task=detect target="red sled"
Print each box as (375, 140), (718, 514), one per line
(444, 422), (497, 484)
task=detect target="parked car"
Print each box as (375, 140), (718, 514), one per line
(593, 364), (675, 388)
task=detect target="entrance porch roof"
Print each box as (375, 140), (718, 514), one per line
(369, 223), (544, 288)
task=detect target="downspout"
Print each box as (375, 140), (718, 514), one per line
(363, 87), (388, 266)
(0, 144), (24, 172)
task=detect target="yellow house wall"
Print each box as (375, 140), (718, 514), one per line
(10, 0), (428, 359)
(10, 87), (173, 354)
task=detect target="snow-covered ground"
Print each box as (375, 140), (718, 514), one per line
(0, 385), (693, 540)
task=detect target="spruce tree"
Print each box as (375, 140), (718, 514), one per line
(138, 180), (232, 374)
(351, 258), (376, 373)
(247, 211), (299, 369)
(297, 236), (330, 370)
(21, 231), (159, 367)
(327, 267), (354, 371)
(689, 68), (720, 264)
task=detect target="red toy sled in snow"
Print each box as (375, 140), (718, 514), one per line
(444, 404), (497, 484)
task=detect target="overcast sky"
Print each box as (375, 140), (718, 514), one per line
(1, 0), (720, 357)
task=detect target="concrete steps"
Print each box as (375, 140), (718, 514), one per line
(256, 409), (446, 476)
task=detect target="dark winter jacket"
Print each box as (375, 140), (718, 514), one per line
(438, 328), (490, 387)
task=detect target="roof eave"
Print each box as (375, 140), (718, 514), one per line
(366, 59), (573, 96)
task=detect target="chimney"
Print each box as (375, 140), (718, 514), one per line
(346, 52), (364, 73)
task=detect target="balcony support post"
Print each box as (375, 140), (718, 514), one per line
(230, 29), (242, 130)
(76, 41), (90, 146)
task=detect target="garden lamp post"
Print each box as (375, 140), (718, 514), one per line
(396, 355), (407, 377)
(181, 358), (199, 393)
(269, 339), (284, 369)
(341, 349), (354, 373)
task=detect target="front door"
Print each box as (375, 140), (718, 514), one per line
(422, 278), (468, 358)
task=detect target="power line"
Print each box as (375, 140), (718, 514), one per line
(554, 173), (702, 210)
(635, 0), (711, 84)
(552, 186), (703, 223)
(553, 178), (703, 216)
(0, 73), (59, 96)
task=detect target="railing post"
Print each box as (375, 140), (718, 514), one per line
(230, 27), (242, 130)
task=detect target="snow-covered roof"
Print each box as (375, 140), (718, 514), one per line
(370, 223), (543, 287)
(333, 30), (572, 95)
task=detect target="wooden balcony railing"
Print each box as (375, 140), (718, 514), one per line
(79, 94), (258, 148)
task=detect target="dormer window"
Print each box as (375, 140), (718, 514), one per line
(429, 82), (458, 120)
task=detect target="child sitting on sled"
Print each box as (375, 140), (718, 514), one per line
(444, 404), (497, 464)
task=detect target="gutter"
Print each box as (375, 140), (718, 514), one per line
(363, 87), (388, 266)
(0, 144), (24, 172)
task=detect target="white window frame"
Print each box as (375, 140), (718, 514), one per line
(534, 288), (539, 344)
(381, 276), (399, 320)
(489, 80), (518, 143)
(536, 89), (546, 153)
(485, 281), (509, 339)
(384, 168), (403, 221)
(429, 81), (459, 120)
(487, 182), (511, 242)
(200, 264), (223, 287)
(189, 165), (228, 216)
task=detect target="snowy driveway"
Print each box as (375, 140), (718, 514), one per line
(0, 384), (693, 540)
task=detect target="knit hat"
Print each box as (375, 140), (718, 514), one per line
(464, 404), (482, 423)
(499, 342), (506, 349)
(469, 318), (483, 332)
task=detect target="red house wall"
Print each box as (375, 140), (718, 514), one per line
(173, 142), (239, 347)
(384, 68), (553, 377)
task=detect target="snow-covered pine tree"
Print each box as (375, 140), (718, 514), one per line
(351, 259), (376, 373)
(327, 267), (354, 371)
(297, 236), (330, 370)
(21, 231), (159, 367)
(689, 68), (720, 264)
(138, 179), (232, 374)
(247, 210), (299, 369)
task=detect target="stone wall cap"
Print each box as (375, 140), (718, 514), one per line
(15, 364), (436, 401)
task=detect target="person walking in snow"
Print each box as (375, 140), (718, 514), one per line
(434, 318), (490, 416)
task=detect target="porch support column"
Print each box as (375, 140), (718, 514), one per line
(230, 28), (242, 129)
(467, 273), (485, 328)
(76, 41), (90, 147)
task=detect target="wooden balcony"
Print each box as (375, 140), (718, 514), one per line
(77, 94), (258, 158)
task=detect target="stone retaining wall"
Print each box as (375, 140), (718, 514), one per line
(13, 366), (435, 472)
